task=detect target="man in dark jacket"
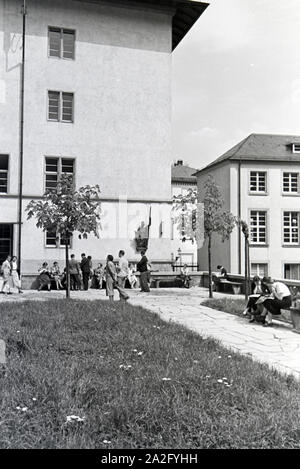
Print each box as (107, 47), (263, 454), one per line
(80, 253), (90, 290)
(137, 250), (150, 292)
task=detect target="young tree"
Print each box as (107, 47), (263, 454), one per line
(172, 188), (198, 243)
(173, 176), (237, 297)
(203, 175), (237, 297)
(26, 174), (101, 298)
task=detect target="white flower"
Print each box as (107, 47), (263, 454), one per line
(217, 379), (223, 384)
(193, 360), (199, 364)
(32, 398), (37, 401)
(162, 377), (171, 381)
(22, 407), (28, 412)
(17, 331), (20, 333)
(137, 351), (143, 356)
(103, 439), (111, 444)
(66, 415), (85, 423)
(16, 406), (21, 410)
(132, 349), (138, 352)
(218, 356), (222, 359)
(228, 355), (232, 358)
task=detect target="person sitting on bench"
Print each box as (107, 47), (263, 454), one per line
(257, 277), (292, 327)
(242, 276), (270, 321)
(213, 265), (228, 290)
(180, 264), (191, 288)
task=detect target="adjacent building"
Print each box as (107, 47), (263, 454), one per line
(195, 134), (300, 280)
(0, 0), (208, 274)
(171, 159), (198, 269)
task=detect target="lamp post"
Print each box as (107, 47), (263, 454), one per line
(17, 0), (27, 274)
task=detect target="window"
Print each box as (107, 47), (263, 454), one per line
(292, 143), (300, 153)
(250, 210), (267, 244)
(48, 27), (75, 59)
(251, 263), (268, 278)
(283, 211), (299, 244)
(0, 155), (8, 193)
(48, 91), (74, 122)
(45, 157), (75, 190)
(249, 171), (267, 193)
(283, 172), (299, 193)
(46, 230), (72, 248)
(284, 264), (300, 280)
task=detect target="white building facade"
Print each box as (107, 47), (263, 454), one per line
(0, 0), (208, 274)
(195, 134), (300, 280)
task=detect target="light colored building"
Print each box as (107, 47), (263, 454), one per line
(195, 134), (300, 280)
(171, 159), (198, 269)
(0, 0), (208, 274)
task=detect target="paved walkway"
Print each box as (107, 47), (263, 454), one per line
(1, 287), (300, 379)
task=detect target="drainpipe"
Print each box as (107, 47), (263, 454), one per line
(17, 0), (26, 274)
(238, 161), (241, 274)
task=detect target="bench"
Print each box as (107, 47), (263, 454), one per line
(218, 279), (242, 295)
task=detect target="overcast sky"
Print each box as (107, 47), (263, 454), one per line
(172, 0), (300, 170)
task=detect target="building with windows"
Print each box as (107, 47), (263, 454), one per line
(171, 160), (198, 270)
(0, 0), (208, 274)
(195, 134), (300, 280)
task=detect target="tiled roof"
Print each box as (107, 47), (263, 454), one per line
(172, 164), (198, 183)
(195, 134), (300, 174)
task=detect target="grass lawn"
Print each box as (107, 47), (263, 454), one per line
(201, 297), (292, 323)
(0, 299), (300, 449)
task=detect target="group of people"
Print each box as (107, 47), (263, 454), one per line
(242, 276), (292, 327)
(0, 255), (23, 295)
(34, 249), (152, 301)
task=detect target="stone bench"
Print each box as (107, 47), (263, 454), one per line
(218, 279), (242, 295)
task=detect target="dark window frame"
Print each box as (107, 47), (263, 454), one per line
(48, 26), (76, 60)
(0, 154), (9, 194)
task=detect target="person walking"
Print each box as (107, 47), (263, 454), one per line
(69, 254), (81, 290)
(137, 250), (150, 292)
(10, 256), (23, 293)
(80, 253), (90, 290)
(0, 255), (12, 295)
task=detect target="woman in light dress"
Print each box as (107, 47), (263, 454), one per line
(11, 256), (23, 293)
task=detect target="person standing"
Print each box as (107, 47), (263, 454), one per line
(69, 254), (81, 290)
(50, 261), (63, 290)
(94, 263), (104, 289)
(137, 250), (150, 292)
(10, 256), (23, 293)
(0, 255), (12, 295)
(117, 250), (129, 287)
(80, 253), (90, 290)
(87, 255), (93, 288)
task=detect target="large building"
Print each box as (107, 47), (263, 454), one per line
(195, 134), (300, 280)
(171, 159), (198, 269)
(0, 0), (208, 274)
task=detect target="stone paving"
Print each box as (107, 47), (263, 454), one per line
(1, 286), (300, 379)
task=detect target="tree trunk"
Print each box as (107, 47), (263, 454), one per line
(208, 234), (213, 298)
(65, 235), (70, 299)
(247, 239), (250, 293)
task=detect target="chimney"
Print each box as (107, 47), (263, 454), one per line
(176, 160), (183, 166)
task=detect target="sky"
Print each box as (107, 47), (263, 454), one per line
(172, 0), (300, 170)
